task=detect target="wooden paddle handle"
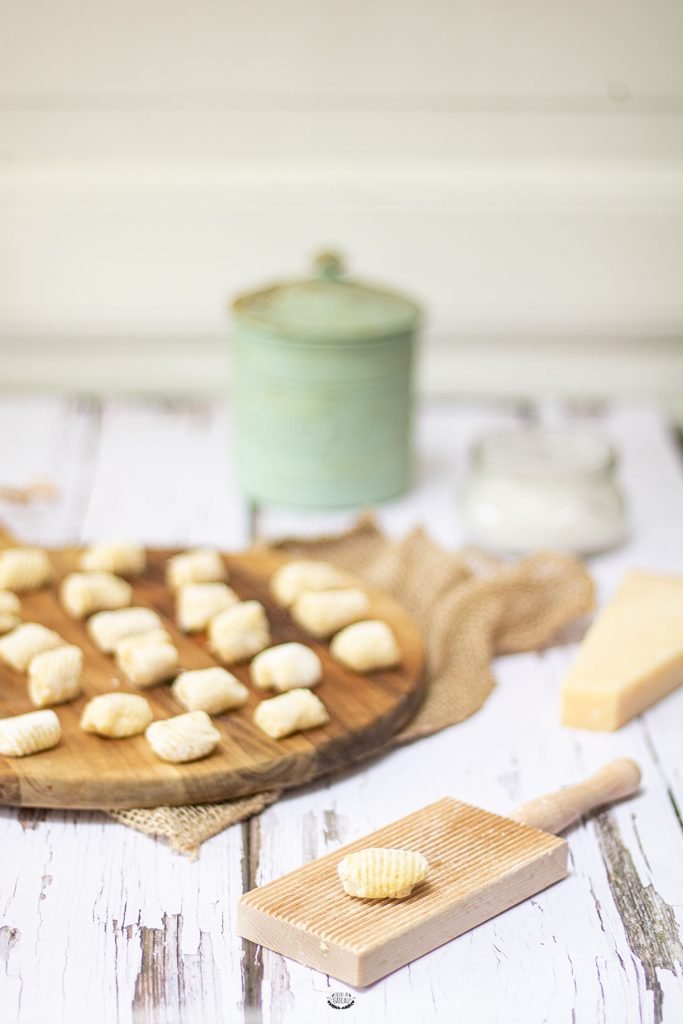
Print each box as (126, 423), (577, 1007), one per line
(509, 759), (642, 835)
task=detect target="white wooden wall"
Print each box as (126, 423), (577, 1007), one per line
(1, 1), (682, 410)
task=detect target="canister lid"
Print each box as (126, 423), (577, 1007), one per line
(232, 251), (421, 342)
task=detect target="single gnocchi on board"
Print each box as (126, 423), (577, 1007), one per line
(0, 590), (21, 634)
(81, 692), (154, 738)
(145, 710), (220, 763)
(60, 571), (132, 618)
(291, 588), (370, 638)
(80, 540), (146, 577)
(330, 620), (401, 673)
(88, 607), (162, 653)
(166, 548), (227, 591)
(251, 642), (322, 692)
(28, 644), (83, 708)
(270, 559), (348, 607)
(208, 600), (270, 664)
(172, 667), (248, 715)
(175, 582), (238, 633)
(0, 547), (53, 593)
(116, 635), (179, 688)
(0, 709), (61, 757)
(253, 687), (329, 740)
(337, 848), (429, 900)
(0, 623), (63, 673)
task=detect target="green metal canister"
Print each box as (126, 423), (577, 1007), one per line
(231, 253), (421, 507)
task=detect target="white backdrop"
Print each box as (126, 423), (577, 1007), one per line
(0, 0), (682, 409)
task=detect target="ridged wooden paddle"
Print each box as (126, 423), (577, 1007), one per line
(237, 759), (641, 987)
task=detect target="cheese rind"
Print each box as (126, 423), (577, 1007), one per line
(561, 571), (683, 731)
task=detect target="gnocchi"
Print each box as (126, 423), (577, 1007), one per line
(80, 540), (146, 576)
(337, 848), (429, 900)
(172, 667), (248, 714)
(0, 590), (21, 634)
(0, 547), (53, 593)
(0, 708), (61, 757)
(116, 637), (178, 688)
(176, 582), (238, 633)
(253, 687), (329, 740)
(60, 571), (132, 619)
(145, 710), (220, 763)
(251, 642), (322, 692)
(88, 607), (162, 653)
(166, 548), (227, 590)
(114, 628), (172, 659)
(208, 600), (270, 664)
(271, 559), (348, 607)
(330, 620), (401, 673)
(292, 588), (370, 638)
(0, 623), (63, 672)
(81, 692), (153, 738)
(28, 644), (83, 708)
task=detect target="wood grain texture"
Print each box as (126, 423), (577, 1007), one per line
(0, 545), (425, 809)
(238, 797), (568, 986)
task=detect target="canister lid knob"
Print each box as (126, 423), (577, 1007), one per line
(313, 250), (345, 280)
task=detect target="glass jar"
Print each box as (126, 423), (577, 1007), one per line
(460, 429), (627, 555)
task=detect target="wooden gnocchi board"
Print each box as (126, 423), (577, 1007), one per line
(0, 544), (425, 809)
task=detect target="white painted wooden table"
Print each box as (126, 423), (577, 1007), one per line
(0, 396), (682, 1024)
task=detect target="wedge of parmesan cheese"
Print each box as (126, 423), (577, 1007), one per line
(561, 571), (683, 731)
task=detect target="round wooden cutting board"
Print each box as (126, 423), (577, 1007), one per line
(0, 545), (426, 809)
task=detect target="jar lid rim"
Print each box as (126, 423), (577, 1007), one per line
(471, 428), (617, 479)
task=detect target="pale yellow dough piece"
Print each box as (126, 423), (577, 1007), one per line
(114, 628), (172, 659)
(88, 607), (162, 653)
(251, 642), (322, 692)
(0, 590), (21, 634)
(80, 540), (146, 576)
(81, 692), (153, 738)
(172, 667), (248, 714)
(0, 709), (61, 757)
(176, 582), (239, 632)
(330, 620), (401, 673)
(208, 600), (270, 664)
(562, 570), (683, 731)
(253, 687), (329, 740)
(117, 638), (179, 688)
(166, 548), (227, 591)
(271, 559), (348, 608)
(28, 644), (83, 707)
(145, 710), (220, 763)
(0, 547), (53, 593)
(292, 588), (370, 638)
(338, 848), (429, 900)
(60, 571), (132, 618)
(0, 623), (63, 672)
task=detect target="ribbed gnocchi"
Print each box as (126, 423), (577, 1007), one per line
(337, 848), (429, 900)
(88, 607), (162, 653)
(208, 600), (270, 664)
(253, 687), (329, 740)
(0, 547), (53, 593)
(116, 636), (178, 688)
(60, 571), (132, 618)
(292, 588), (370, 638)
(176, 582), (238, 633)
(166, 548), (227, 591)
(0, 623), (63, 672)
(81, 692), (153, 738)
(271, 559), (347, 607)
(0, 590), (21, 634)
(251, 643), (322, 692)
(145, 710), (220, 763)
(330, 620), (401, 673)
(0, 709), (61, 757)
(114, 628), (171, 659)
(172, 667), (248, 714)
(28, 644), (83, 708)
(80, 540), (146, 576)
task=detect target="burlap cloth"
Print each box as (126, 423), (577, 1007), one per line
(110, 519), (594, 854)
